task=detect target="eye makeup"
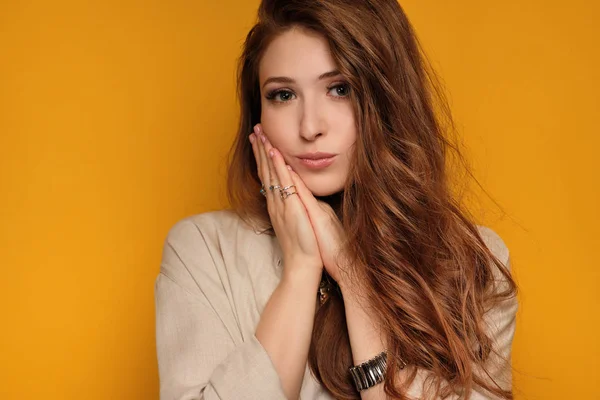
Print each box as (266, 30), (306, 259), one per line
(264, 82), (351, 104)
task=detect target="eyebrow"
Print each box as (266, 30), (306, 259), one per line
(261, 70), (342, 89)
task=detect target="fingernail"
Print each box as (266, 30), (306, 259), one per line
(269, 149), (274, 158)
(286, 165), (292, 171)
(249, 134), (255, 143)
(260, 135), (266, 143)
(254, 125), (261, 134)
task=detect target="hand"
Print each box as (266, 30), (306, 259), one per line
(249, 124), (323, 280)
(286, 166), (350, 287)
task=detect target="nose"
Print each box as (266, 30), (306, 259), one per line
(299, 96), (325, 141)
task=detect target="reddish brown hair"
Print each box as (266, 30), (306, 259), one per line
(226, 0), (518, 399)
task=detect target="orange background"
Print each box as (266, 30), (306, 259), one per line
(1, 1), (598, 399)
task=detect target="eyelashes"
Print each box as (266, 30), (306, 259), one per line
(264, 82), (351, 104)
(265, 88), (295, 102)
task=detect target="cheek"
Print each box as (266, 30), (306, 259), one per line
(334, 106), (357, 147)
(260, 107), (295, 149)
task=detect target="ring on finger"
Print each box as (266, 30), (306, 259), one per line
(269, 184), (281, 191)
(280, 189), (298, 200)
(281, 184), (296, 191)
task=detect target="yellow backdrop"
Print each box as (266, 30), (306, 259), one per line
(1, 1), (597, 399)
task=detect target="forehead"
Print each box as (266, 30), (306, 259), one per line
(259, 27), (337, 84)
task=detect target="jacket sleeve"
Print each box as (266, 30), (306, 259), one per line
(406, 227), (519, 400)
(467, 228), (519, 399)
(154, 219), (288, 400)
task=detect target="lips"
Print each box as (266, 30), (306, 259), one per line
(296, 152), (337, 169)
(296, 152), (337, 160)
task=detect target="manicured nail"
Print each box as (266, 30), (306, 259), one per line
(269, 149), (274, 158)
(249, 134), (255, 143)
(260, 135), (266, 143)
(254, 125), (261, 135)
(286, 165), (292, 171)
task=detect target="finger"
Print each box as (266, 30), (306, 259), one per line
(256, 125), (281, 205)
(260, 132), (286, 206)
(268, 147), (302, 206)
(260, 131), (282, 194)
(255, 125), (271, 188)
(288, 168), (320, 212)
(249, 131), (263, 184)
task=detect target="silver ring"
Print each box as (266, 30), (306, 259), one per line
(281, 184), (296, 191)
(259, 184), (266, 197)
(269, 184), (281, 191)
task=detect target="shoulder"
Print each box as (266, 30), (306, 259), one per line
(166, 209), (245, 241)
(475, 225), (510, 269)
(474, 226), (518, 393)
(475, 225), (518, 320)
(159, 209), (270, 286)
(164, 209), (262, 250)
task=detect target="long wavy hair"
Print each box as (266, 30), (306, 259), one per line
(226, 0), (518, 399)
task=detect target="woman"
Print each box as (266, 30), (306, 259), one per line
(154, 0), (519, 399)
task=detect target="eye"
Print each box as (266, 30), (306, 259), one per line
(265, 89), (296, 103)
(328, 83), (351, 98)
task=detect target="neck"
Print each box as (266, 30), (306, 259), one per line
(316, 190), (344, 221)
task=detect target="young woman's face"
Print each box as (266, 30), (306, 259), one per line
(258, 27), (357, 197)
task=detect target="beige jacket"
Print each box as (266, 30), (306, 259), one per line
(154, 210), (518, 400)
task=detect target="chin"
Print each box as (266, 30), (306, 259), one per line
(303, 177), (345, 197)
